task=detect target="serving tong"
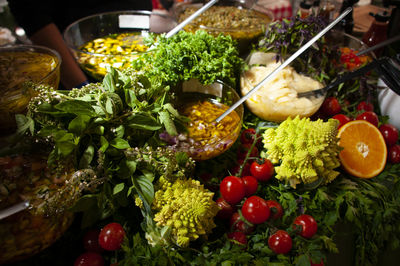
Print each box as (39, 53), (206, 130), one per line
(298, 54), (400, 98)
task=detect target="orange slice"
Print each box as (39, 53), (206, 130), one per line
(337, 120), (387, 178)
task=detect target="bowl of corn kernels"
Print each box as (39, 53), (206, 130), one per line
(159, 79), (244, 161)
(63, 10), (177, 80)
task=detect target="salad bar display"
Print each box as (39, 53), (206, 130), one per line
(1, 4), (400, 266)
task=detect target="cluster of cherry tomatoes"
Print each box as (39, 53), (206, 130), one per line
(216, 129), (320, 258)
(320, 97), (400, 164)
(74, 222), (125, 266)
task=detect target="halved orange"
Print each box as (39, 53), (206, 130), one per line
(337, 120), (387, 178)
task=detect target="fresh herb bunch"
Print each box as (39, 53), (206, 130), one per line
(132, 30), (244, 87)
(257, 15), (337, 84)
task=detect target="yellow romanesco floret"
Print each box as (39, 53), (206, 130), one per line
(151, 176), (219, 247)
(262, 116), (341, 188)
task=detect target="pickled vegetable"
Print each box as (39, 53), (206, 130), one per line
(180, 100), (241, 160)
(77, 32), (149, 80)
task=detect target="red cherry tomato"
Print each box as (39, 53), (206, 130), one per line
(379, 124), (399, 147)
(230, 159), (251, 177)
(310, 258), (325, 266)
(98, 222), (125, 251)
(388, 144), (400, 164)
(227, 231), (247, 245)
(242, 176), (258, 196)
(265, 200), (283, 220)
(268, 230), (292, 254)
(237, 144), (259, 161)
(332, 114), (351, 129)
(241, 196), (270, 224)
(216, 197), (235, 220)
(240, 128), (257, 145)
(83, 229), (103, 253)
(357, 101), (374, 112)
(356, 111), (379, 127)
(293, 214), (318, 239)
(250, 159), (274, 182)
(229, 212), (255, 234)
(220, 176), (245, 205)
(320, 97), (341, 117)
(74, 252), (105, 266)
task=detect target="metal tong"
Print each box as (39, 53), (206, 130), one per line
(298, 55), (400, 98)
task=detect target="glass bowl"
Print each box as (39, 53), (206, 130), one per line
(166, 79), (243, 161)
(63, 10), (178, 80)
(0, 44), (61, 134)
(172, 0), (274, 54)
(0, 152), (76, 264)
(240, 51), (327, 122)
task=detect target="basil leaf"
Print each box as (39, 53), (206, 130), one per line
(99, 136), (109, 153)
(79, 144), (95, 169)
(136, 175), (155, 206)
(55, 100), (96, 117)
(125, 89), (137, 108)
(126, 113), (162, 131)
(103, 68), (117, 92)
(159, 110), (177, 136)
(110, 137), (130, 149)
(113, 183), (125, 195)
(68, 114), (91, 135)
(69, 194), (97, 212)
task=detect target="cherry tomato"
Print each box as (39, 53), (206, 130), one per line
(74, 252), (105, 266)
(220, 176), (245, 205)
(293, 214), (318, 239)
(310, 258), (325, 266)
(265, 200), (283, 220)
(216, 197), (235, 220)
(98, 222), (125, 251)
(227, 231), (247, 245)
(250, 159), (274, 182)
(320, 97), (341, 117)
(83, 229), (103, 253)
(241, 196), (270, 224)
(240, 128), (257, 145)
(379, 124), (399, 147)
(268, 230), (292, 254)
(242, 176), (258, 196)
(332, 114), (351, 129)
(230, 159), (251, 177)
(237, 144), (260, 161)
(388, 144), (400, 164)
(357, 101), (374, 112)
(356, 111), (379, 127)
(237, 144), (259, 161)
(229, 212), (255, 234)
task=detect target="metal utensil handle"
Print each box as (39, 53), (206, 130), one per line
(215, 7), (353, 123)
(165, 0), (219, 39)
(298, 58), (385, 98)
(356, 35), (400, 56)
(0, 200), (30, 220)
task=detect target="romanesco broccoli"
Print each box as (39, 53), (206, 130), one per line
(146, 176), (219, 247)
(262, 116), (341, 188)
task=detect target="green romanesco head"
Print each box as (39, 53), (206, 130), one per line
(151, 176), (219, 247)
(262, 116), (341, 188)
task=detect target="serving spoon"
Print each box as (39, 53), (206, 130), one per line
(215, 7), (353, 123)
(166, 0), (219, 38)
